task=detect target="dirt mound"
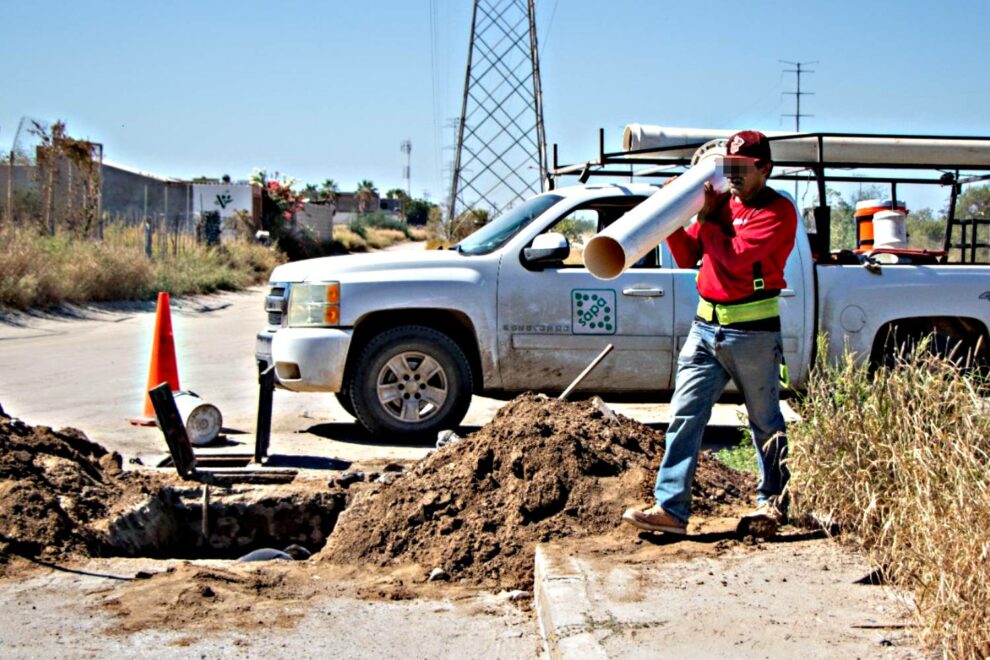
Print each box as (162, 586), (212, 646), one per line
(0, 406), (152, 562)
(102, 563), (310, 635)
(322, 394), (752, 589)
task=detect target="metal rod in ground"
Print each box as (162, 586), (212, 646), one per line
(201, 484), (210, 543)
(254, 363), (275, 464)
(149, 383), (196, 479)
(558, 344), (614, 401)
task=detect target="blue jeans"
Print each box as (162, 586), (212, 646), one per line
(654, 320), (789, 524)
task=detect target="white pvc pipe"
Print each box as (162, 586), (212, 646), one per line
(623, 124), (990, 167)
(174, 391), (223, 446)
(583, 156), (726, 280)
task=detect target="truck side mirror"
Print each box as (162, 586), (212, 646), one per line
(523, 232), (569, 268)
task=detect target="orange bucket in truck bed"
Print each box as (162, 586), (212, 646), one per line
(855, 199), (907, 250)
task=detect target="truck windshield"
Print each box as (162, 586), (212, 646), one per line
(456, 193), (563, 255)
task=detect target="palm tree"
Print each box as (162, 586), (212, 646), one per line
(320, 179), (340, 204)
(301, 183), (319, 201)
(385, 188), (410, 217)
(356, 179), (378, 214)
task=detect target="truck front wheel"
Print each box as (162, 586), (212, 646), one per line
(349, 325), (473, 440)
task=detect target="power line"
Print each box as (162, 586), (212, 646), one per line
(781, 60), (817, 201)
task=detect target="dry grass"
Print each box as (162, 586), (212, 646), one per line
(0, 226), (283, 310)
(331, 226), (368, 252)
(365, 228), (407, 249)
(790, 339), (990, 658)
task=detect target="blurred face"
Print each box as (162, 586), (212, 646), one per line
(723, 156), (770, 202)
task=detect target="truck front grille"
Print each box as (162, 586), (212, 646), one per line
(265, 285), (288, 326)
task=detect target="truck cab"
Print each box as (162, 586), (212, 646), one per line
(257, 182), (812, 439)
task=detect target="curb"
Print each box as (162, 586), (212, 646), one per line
(533, 545), (608, 659)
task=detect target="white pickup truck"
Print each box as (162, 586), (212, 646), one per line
(257, 170), (990, 439)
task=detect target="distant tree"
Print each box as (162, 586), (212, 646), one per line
(826, 185), (887, 251)
(906, 207), (945, 250)
(301, 183), (319, 200)
(826, 188), (856, 251)
(954, 184), (990, 219)
(319, 179), (340, 204)
(405, 198), (435, 226)
(555, 216), (596, 244)
(355, 179), (378, 214)
(427, 207), (489, 246)
(385, 188), (410, 217)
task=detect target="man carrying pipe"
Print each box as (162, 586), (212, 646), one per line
(622, 130), (797, 536)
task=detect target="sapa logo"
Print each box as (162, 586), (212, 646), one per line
(571, 289), (616, 335)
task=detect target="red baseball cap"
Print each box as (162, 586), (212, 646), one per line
(726, 130), (771, 164)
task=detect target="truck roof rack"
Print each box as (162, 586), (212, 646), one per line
(548, 128), (990, 264)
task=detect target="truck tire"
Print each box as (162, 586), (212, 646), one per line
(348, 325), (473, 440)
(334, 391), (356, 418)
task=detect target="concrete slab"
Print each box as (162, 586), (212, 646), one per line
(534, 546), (608, 659)
(534, 535), (920, 659)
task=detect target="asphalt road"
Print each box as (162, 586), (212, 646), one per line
(0, 285), (773, 469)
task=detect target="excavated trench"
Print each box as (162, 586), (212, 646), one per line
(2, 394), (754, 586)
(103, 484), (348, 560)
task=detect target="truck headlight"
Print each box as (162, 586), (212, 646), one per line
(287, 283), (340, 327)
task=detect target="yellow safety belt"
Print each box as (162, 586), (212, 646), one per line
(696, 297), (780, 325)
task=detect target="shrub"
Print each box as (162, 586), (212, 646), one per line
(349, 212), (413, 239)
(365, 228), (407, 249)
(790, 337), (990, 658)
(332, 226), (368, 252)
(0, 225), (283, 310)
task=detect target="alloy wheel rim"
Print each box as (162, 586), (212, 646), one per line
(375, 350), (448, 423)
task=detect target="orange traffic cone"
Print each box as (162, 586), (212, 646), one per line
(130, 292), (181, 426)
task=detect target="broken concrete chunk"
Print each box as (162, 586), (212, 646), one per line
(428, 567), (450, 582)
(436, 429), (462, 448)
(331, 471), (365, 489)
(375, 472), (399, 485)
(497, 589), (531, 602)
(588, 396), (617, 422)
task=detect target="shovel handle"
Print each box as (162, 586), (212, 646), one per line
(558, 344), (614, 401)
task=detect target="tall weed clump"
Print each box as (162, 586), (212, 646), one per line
(790, 338), (990, 658)
(0, 226), (283, 310)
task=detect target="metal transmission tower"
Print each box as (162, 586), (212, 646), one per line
(448, 0), (547, 222)
(400, 139), (412, 198)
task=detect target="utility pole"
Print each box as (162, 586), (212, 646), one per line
(781, 60), (817, 199)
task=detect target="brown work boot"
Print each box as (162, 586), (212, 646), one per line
(621, 505), (687, 534)
(737, 501), (785, 538)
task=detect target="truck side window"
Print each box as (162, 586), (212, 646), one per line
(537, 196), (657, 268)
(554, 209), (599, 265)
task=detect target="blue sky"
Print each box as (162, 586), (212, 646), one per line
(3, 0), (988, 212)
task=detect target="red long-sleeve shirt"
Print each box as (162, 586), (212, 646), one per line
(666, 187), (797, 304)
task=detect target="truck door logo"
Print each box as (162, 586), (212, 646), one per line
(980, 291), (990, 302)
(572, 289), (616, 335)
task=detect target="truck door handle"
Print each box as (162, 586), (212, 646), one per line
(622, 287), (664, 297)
(780, 289), (796, 298)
